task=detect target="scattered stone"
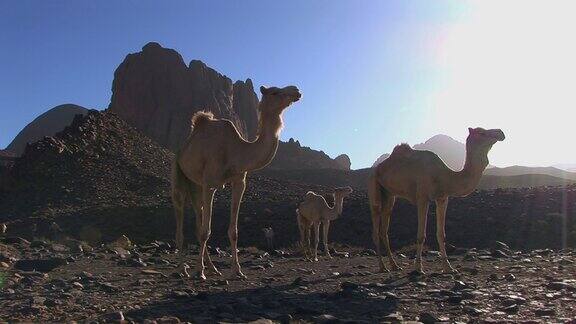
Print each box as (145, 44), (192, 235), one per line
(315, 314), (338, 323)
(14, 258), (67, 272)
(534, 308), (555, 316)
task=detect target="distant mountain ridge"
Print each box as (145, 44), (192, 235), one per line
(6, 104), (88, 155)
(484, 165), (576, 181)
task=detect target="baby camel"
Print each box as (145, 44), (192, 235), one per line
(369, 127), (505, 273)
(172, 85), (301, 279)
(297, 187), (353, 261)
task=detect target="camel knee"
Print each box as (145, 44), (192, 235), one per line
(372, 231), (380, 246)
(417, 235), (426, 245)
(199, 229), (211, 243)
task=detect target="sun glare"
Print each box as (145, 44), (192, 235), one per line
(431, 0), (576, 167)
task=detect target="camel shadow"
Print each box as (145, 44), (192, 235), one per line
(123, 283), (399, 323)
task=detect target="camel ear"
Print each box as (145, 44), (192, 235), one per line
(260, 86), (268, 95)
(468, 127), (474, 134)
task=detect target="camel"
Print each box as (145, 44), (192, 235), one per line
(296, 186), (353, 261)
(369, 127), (505, 274)
(172, 85), (301, 279)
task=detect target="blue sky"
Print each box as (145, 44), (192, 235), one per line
(2, 1), (575, 168)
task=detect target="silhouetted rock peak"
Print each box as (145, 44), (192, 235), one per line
(334, 154), (351, 170)
(373, 134), (465, 169)
(109, 42), (259, 151)
(268, 139), (350, 170)
(413, 134), (465, 170)
(6, 104), (88, 156)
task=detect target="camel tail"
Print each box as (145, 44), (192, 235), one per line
(191, 110), (214, 130)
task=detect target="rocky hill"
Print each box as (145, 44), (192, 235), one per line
(108, 42), (259, 151)
(0, 110), (173, 225)
(5, 104), (88, 156)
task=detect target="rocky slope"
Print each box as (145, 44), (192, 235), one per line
(5, 104), (88, 156)
(0, 110), (173, 229)
(108, 42), (259, 151)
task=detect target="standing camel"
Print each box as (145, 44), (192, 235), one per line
(172, 85), (301, 279)
(297, 186), (353, 261)
(369, 127), (505, 273)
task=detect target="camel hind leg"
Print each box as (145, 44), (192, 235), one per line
(322, 220), (332, 258)
(312, 221), (321, 261)
(379, 193), (401, 271)
(171, 158), (191, 274)
(296, 209), (308, 259)
(368, 175), (389, 272)
(191, 190), (222, 276)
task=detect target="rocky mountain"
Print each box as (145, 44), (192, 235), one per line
(5, 104), (88, 156)
(108, 42), (259, 151)
(269, 138), (350, 170)
(413, 134), (466, 170)
(372, 134), (466, 170)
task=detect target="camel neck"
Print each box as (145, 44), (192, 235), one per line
(328, 195), (345, 220)
(450, 144), (489, 196)
(240, 110), (282, 172)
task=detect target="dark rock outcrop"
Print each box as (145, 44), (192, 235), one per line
(108, 42), (259, 151)
(6, 104), (88, 156)
(269, 138), (349, 170)
(334, 154), (351, 170)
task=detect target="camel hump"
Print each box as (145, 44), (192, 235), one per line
(391, 143), (413, 157)
(191, 110), (215, 129)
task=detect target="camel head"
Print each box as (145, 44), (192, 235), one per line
(260, 85), (301, 112)
(334, 186), (353, 198)
(466, 127), (505, 152)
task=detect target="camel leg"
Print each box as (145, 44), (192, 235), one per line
(297, 211), (309, 260)
(305, 222), (312, 260)
(370, 206), (387, 272)
(191, 193), (221, 276)
(312, 222), (320, 261)
(322, 221), (332, 258)
(380, 196), (401, 271)
(415, 199), (429, 274)
(436, 198), (456, 273)
(174, 195), (185, 253)
(196, 186), (215, 280)
(229, 177), (247, 278)
(171, 184), (190, 276)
